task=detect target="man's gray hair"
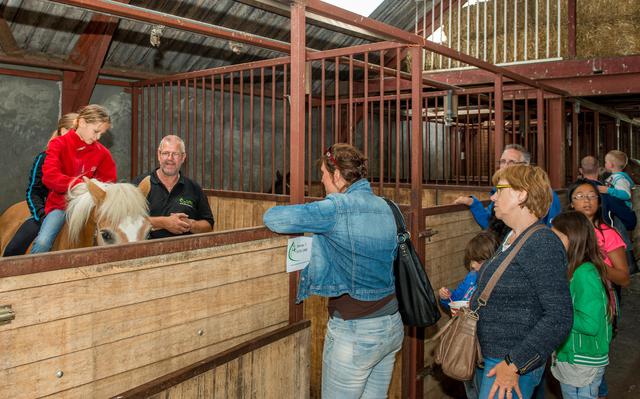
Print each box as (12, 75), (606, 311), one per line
(158, 135), (186, 153)
(504, 143), (531, 165)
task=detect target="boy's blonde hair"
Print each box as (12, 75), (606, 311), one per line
(73, 104), (111, 130)
(605, 150), (628, 169)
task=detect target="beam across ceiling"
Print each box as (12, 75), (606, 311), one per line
(0, 7), (21, 55)
(47, 0), (291, 54)
(63, 3), (130, 113)
(235, 0), (390, 42)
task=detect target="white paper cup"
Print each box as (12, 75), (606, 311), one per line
(449, 300), (470, 316)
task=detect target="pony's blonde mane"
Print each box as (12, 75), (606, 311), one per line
(66, 179), (149, 244)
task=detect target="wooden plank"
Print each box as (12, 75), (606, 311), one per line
(46, 324), (286, 399)
(0, 227), (279, 279)
(1, 273), (288, 370)
(0, 237), (286, 293)
(0, 245), (286, 330)
(1, 299), (287, 399)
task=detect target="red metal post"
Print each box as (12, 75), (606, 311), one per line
(571, 102), (579, 181)
(548, 98), (566, 188)
(594, 111), (600, 159)
(409, 45), (424, 399)
(536, 89), (546, 168)
(289, 1), (306, 323)
(567, 0), (577, 59)
(494, 74), (504, 169)
(131, 87), (139, 180)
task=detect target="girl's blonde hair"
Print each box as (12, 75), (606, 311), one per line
(73, 104), (111, 130)
(48, 112), (79, 143)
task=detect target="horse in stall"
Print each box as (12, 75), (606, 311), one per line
(0, 177), (152, 254)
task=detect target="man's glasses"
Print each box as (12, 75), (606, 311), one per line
(498, 159), (527, 166)
(572, 193), (598, 202)
(159, 151), (184, 159)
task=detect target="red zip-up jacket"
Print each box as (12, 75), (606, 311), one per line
(42, 129), (117, 214)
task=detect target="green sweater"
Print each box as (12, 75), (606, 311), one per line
(556, 262), (612, 366)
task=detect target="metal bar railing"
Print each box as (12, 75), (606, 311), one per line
(418, 0), (565, 72)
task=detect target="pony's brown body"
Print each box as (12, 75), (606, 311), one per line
(0, 178), (151, 255)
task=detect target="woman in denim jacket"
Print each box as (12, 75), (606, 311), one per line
(263, 143), (403, 399)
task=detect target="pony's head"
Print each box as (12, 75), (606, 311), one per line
(66, 178), (151, 246)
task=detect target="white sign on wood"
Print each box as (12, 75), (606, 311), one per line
(286, 237), (312, 273)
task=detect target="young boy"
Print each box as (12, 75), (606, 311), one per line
(599, 150), (635, 209)
(438, 231), (498, 399)
(438, 231), (499, 310)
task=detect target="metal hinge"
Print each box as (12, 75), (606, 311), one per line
(0, 305), (15, 326)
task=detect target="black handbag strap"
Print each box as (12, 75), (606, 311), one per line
(475, 224), (545, 309)
(383, 198), (409, 241)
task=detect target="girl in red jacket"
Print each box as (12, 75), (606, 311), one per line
(31, 105), (116, 253)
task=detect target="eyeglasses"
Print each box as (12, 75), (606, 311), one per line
(495, 184), (512, 191)
(325, 147), (338, 167)
(572, 193), (598, 202)
(159, 151), (184, 159)
(499, 159), (527, 166)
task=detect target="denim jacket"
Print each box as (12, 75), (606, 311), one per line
(263, 179), (397, 303)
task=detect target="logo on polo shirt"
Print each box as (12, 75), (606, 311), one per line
(178, 197), (194, 208)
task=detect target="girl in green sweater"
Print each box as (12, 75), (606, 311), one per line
(550, 211), (613, 399)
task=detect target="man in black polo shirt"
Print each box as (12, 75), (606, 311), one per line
(133, 135), (214, 239)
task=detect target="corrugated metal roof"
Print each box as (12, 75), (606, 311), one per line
(1, 0), (422, 75)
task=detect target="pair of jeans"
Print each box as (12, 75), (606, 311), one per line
(560, 366), (605, 399)
(321, 311), (404, 399)
(477, 357), (545, 399)
(3, 217), (41, 256)
(30, 210), (65, 253)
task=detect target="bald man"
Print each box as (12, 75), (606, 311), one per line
(133, 135), (214, 239)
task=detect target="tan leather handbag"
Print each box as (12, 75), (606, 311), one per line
(430, 225), (544, 381)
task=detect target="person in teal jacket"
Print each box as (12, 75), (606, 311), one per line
(550, 211), (612, 399)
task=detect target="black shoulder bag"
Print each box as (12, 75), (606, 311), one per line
(384, 198), (441, 327)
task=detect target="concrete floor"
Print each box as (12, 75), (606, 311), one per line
(600, 272), (640, 399)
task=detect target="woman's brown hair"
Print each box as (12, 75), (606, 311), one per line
(322, 143), (367, 186)
(464, 231), (499, 269)
(551, 211), (612, 320)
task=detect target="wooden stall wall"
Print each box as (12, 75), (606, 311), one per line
(205, 192), (287, 232)
(422, 206), (483, 398)
(114, 321), (311, 399)
(0, 232), (290, 399)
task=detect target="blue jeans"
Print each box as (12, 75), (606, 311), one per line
(322, 312), (404, 399)
(597, 374), (608, 397)
(478, 357), (545, 399)
(30, 210), (65, 253)
(560, 366), (605, 399)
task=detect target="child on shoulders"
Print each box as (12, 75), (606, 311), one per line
(600, 150), (634, 209)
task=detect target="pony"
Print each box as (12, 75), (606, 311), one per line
(0, 177), (152, 254)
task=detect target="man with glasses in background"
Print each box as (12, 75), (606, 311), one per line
(454, 144), (561, 231)
(133, 135), (214, 239)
